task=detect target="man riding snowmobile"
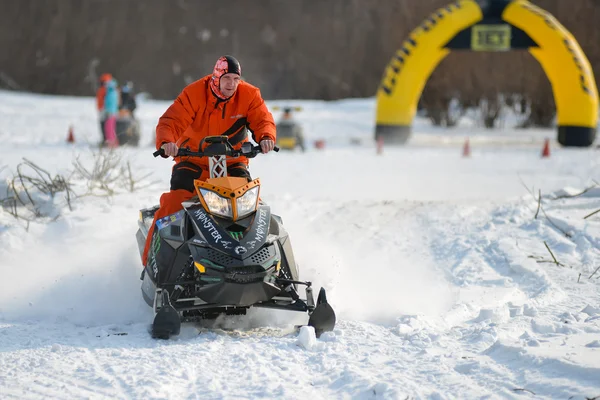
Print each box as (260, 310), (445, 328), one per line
(142, 55), (276, 267)
(137, 56), (336, 338)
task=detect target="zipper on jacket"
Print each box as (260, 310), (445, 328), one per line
(222, 103), (226, 119)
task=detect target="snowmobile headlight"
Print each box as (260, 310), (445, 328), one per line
(200, 189), (232, 218)
(236, 186), (259, 219)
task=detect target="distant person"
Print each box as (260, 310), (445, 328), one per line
(282, 107), (294, 120)
(119, 81), (137, 117)
(103, 79), (120, 147)
(96, 73), (113, 145)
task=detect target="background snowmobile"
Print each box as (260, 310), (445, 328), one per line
(115, 113), (140, 146)
(99, 113), (140, 147)
(273, 106), (305, 152)
(115, 82), (140, 146)
(136, 136), (335, 339)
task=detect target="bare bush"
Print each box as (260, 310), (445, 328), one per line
(73, 150), (125, 197)
(72, 149), (154, 196)
(505, 94), (532, 128)
(1, 150), (155, 225)
(526, 96), (556, 128)
(73, 149), (152, 196)
(480, 96), (503, 129)
(0, 159), (74, 222)
(420, 94), (468, 128)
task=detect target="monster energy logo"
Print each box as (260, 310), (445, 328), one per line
(151, 233), (161, 254)
(229, 231), (243, 240)
(149, 233), (161, 278)
(255, 209), (268, 241)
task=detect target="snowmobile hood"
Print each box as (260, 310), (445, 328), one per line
(197, 176), (259, 195)
(185, 203), (272, 260)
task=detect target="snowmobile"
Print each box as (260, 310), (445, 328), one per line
(98, 113), (140, 147)
(136, 136), (336, 339)
(275, 119), (305, 152)
(273, 106), (305, 152)
(115, 115), (140, 146)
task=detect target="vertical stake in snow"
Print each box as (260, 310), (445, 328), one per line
(462, 137), (471, 158)
(376, 136), (384, 155)
(541, 138), (551, 158)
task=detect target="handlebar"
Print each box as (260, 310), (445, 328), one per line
(153, 144), (279, 158)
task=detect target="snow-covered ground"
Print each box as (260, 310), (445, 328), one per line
(0, 90), (599, 399)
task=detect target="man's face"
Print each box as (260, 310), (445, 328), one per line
(220, 73), (241, 98)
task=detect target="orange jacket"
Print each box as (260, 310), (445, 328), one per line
(96, 86), (106, 111)
(156, 75), (276, 170)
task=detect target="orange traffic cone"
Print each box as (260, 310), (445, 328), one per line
(66, 125), (75, 143)
(314, 139), (326, 150)
(462, 138), (471, 157)
(376, 136), (384, 155)
(541, 138), (550, 158)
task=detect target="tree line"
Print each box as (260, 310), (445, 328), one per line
(0, 0), (598, 127)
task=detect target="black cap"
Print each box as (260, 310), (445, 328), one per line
(222, 55), (241, 76)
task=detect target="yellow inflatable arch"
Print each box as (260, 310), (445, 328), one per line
(375, 0), (598, 147)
